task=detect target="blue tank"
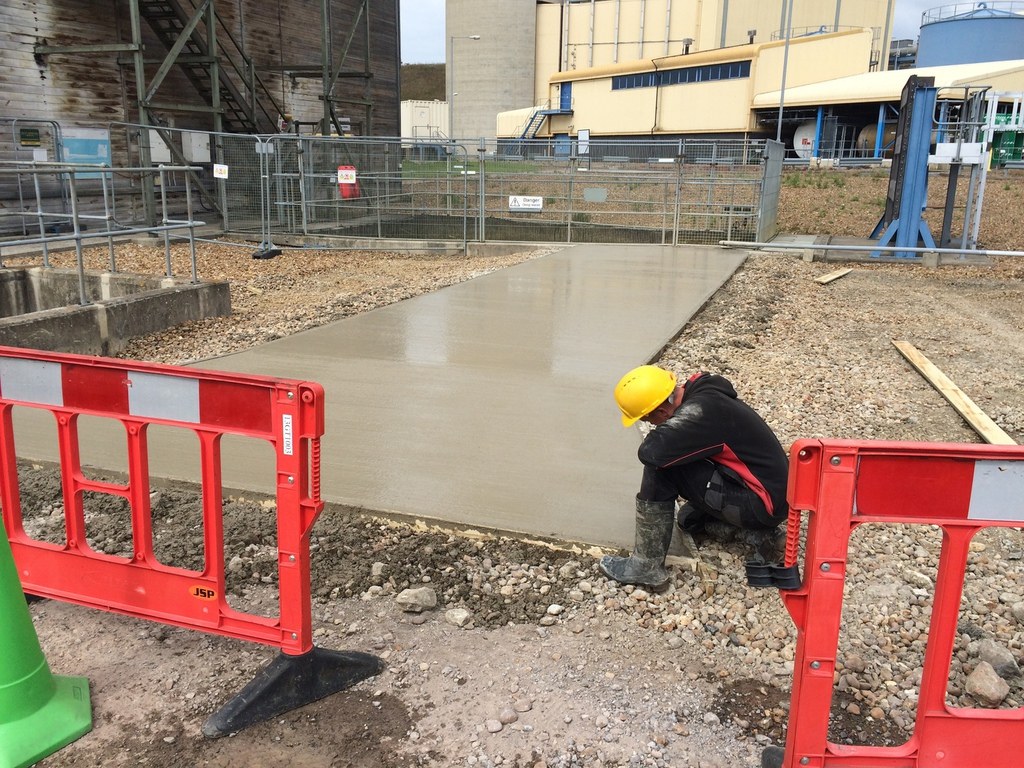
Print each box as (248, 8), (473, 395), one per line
(916, 3), (1024, 66)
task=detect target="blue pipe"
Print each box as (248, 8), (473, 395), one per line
(874, 103), (885, 158)
(813, 106), (823, 159)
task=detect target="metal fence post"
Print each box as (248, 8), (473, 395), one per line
(67, 170), (87, 306)
(478, 138), (487, 243)
(216, 134), (230, 230)
(459, 144), (469, 248)
(159, 166), (173, 277)
(297, 137), (309, 236)
(100, 166), (117, 272)
(672, 142), (684, 247)
(567, 151), (576, 244)
(185, 173), (198, 283)
(375, 155), (383, 239)
(31, 172), (51, 267)
(252, 137), (281, 258)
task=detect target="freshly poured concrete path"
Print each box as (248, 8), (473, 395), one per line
(10, 244), (743, 548)
(198, 243), (745, 547)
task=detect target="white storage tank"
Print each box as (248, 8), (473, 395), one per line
(792, 121), (817, 159)
(856, 123), (898, 158)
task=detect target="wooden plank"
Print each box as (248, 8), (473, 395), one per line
(815, 268), (853, 285)
(892, 340), (1017, 445)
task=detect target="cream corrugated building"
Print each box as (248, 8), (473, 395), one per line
(498, 29), (875, 142)
(447, 0), (896, 141)
(495, 25), (1024, 160)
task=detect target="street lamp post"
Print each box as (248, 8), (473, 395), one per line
(776, 0), (795, 143)
(448, 34), (480, 142)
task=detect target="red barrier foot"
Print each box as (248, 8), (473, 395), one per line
(202, 646), (385, 737)
(745, 561), (801, 589)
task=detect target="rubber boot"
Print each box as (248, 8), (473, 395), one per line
(744, 524), (786, 564)
(675, 501), (711, 534)
(599, 497), (676, 588)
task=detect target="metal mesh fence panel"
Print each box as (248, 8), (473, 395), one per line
(3, 123), (777, 249)
(470, 139), (766, 245)
(214, 135), (772, 246)
(110, 123), (223, 227)
(219, 134), (267, 235)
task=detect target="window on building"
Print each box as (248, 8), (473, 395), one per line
(611, 59), (751, 90)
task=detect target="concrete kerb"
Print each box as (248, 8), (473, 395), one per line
(230, 232), (564, 259)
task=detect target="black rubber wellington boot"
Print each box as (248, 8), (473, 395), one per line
(598, 497), (676, 589)
(744, 523), (786, 564)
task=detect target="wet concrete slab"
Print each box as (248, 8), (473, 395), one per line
(198, 243), (745, 548)
(7, 244), (744, 548)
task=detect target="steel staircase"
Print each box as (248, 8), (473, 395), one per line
(139, 0), (283, 133)
(505, 106), (573, 156)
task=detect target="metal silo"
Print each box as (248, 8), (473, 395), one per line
(916, 2), (1024, 67)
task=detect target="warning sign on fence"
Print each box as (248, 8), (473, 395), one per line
(509, 195), (543, 212)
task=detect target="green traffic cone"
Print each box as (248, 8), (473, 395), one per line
(0, 534), (92, 768)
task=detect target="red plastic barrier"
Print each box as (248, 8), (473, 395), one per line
(774, 438), (1024, 768)
(337, 165), (360, 199)
(0, 346), (324, 656)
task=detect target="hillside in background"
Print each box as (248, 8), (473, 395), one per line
(401, 63), (444, 101)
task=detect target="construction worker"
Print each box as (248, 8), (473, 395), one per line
(599, 365), (790, 589)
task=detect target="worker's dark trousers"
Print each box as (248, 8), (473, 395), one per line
(638, 459), (779, 531)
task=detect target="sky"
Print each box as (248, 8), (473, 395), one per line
(400, 0), (445, 64)
(399, 0), (937, 64)
(892, 1), (935, 41)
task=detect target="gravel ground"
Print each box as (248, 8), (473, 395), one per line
(13, 235), (1024, 768)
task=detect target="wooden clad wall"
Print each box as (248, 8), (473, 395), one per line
(0, 0), (399, 137)
(1, 0), (131, 126)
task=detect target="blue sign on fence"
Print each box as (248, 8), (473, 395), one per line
(62, 129), (111, 179)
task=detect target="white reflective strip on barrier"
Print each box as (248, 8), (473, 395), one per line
(968, 460), (1024, 522)
(0, 358), (64, 407)
(127, 371), (200, 423)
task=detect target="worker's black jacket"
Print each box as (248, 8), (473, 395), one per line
(638, 372), (789, 520)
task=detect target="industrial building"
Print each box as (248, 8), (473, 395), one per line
(495, 29), (876, 145)
(444, 0), (897, 142)
(752, 60), (1024, 162)
(480, 1), (1024, 161)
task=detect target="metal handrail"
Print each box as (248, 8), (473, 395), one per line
(922, 1), (1024, 25)
(0, 163), (203, 302)
(720, 239), (1024, 258)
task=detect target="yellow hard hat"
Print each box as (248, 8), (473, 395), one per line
(614, 365), (677, 427)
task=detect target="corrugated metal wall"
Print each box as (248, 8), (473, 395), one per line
(0, 0), (399, 137)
